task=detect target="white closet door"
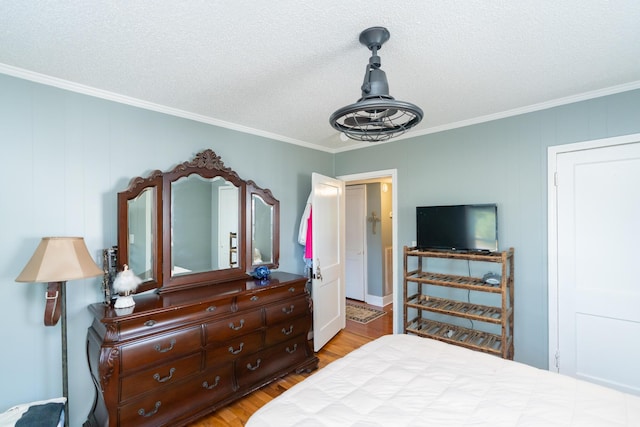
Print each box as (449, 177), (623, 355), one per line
(345, 185), (366, 301)
(552, 138), (640, 395)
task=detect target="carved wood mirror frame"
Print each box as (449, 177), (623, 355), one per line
(117, 149), (280, 294)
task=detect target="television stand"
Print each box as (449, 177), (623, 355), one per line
(403, 246), (514, 359)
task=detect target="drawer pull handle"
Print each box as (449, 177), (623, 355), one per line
(286, 344), (298, 354)
(247, 359), (262, 371)
(228, 342), (244, 355)
(229, 319), (245, 331)
(250, 295), (259, 301)
(138, 401), (161, 418)
(202, 376), (221, 390)
(206, 305), (216, 312)
(282, 325), (294, 336)
(144, 320), (156, 327)
(288, 287), (296, 293)
(153, 367), (176, 383)
(281, 304), (295, 314)
(154, 339), (176, 353)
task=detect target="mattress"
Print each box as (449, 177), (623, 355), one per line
(246, 334), (640, 427)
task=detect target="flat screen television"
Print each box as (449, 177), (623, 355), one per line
(416, 204), (498, 252)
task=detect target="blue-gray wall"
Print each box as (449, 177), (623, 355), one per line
(335, 88), (640, 370)
(2, 69), (640, 425)
(0, 73), (333, 425)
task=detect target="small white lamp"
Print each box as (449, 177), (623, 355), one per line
(112, 264), (142, 308)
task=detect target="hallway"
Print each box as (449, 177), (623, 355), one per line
(345, 299), (393, 339)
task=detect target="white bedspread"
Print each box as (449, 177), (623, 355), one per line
(246, 334), (640, 427)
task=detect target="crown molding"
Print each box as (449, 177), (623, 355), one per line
(3, 63), (639, 155)
(0, 63), (334, 153)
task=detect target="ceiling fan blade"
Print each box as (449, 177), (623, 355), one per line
(343, 107), (400, 128)
(366, 108), (398, 118)
(344, 116), (400, 129)
(344, 116), (374, 127)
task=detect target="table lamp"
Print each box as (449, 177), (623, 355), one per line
(15, 237), (102, 427)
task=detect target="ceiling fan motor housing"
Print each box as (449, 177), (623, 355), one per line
(361, 67), (391, 100)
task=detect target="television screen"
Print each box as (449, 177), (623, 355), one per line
(416, 204), (498, 252)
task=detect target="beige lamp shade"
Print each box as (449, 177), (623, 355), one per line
(16, 237), (102, 283)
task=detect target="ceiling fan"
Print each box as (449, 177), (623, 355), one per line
(329, 27), (423, 142)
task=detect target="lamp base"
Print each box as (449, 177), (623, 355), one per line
(114, 295), (135, 308)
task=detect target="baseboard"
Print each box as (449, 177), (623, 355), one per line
(365, 293), (393, 307)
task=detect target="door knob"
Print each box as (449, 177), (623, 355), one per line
(314, 259), (323, 281)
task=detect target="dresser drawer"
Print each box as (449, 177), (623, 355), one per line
(118, 362), (235, 427)
(120, 353), (202, 402)
(236, 336), (309, 389)
(235, 281), (307, 311)
(113, 301), (225, 341)
(198, 363), (236, 403)
(121, 326), (202, 372)
(205, 331), (263, 367)
(264, 295), (309, 325)
(205, 309), (263, 343)
(264, 315), (311, 346)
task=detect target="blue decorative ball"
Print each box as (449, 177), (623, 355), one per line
(253, 266), (271, 280)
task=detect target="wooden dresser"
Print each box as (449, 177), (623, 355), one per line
(85, 272), (318, 427)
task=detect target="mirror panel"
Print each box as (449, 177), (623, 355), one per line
(161, 149), (247, 292)
(251, 195), (273, 265)
(128, 187), (155, 281)
(247, 182), (279, 270)
(117, 170), (163, 294)
(171, 175), (240, 276)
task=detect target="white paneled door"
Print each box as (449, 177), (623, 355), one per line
(345, 185), (366, 301)
(550, 135), (640, 395)
(311, 173), (346, 351)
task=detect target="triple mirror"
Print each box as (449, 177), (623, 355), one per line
(117, 149), (279, 294)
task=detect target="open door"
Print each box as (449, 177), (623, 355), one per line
(311, 172), (346, 351)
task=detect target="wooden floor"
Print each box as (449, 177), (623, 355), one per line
(188, 300), (393, 426)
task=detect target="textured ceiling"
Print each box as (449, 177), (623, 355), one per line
(1, 1), (640, 153)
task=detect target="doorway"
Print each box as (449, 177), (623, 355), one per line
(338, 169), (399, 334)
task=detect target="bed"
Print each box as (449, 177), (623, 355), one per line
(246, 334), (640, 426)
